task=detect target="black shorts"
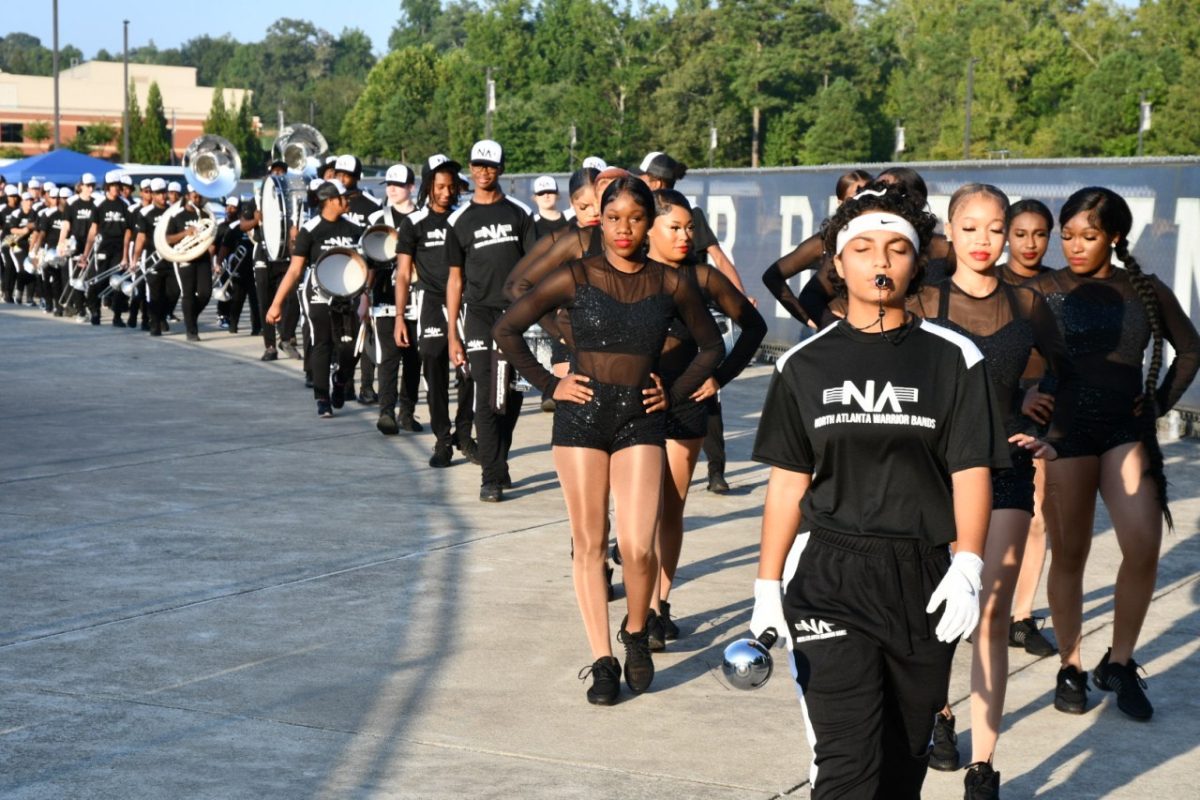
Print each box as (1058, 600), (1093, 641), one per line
(552, 380), (664, 453)
(1054, 386), (1147, 459)
(992, 448), (1034, 513)
(665, 394), (719, 440)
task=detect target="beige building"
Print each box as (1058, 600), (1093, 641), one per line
(0, 61), (253, 160)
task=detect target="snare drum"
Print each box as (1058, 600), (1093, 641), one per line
(312, 247), (369, 299)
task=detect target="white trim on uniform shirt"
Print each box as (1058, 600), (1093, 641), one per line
(776, 322), (840, 371)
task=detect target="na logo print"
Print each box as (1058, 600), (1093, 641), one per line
(822, 380), (919, 413)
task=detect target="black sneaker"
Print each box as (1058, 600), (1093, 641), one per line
(358, 386), (379, 405)
(376, 410), (399, 435)
(398, 409), (424, 432)
(261, 347), (278, 362)
(480, 482), (503, 503)
(112, 317), (126, 328)
(929, 711), (961, 771)
(618, 616), (654, 693)
(457, 435), (481, 465)
(964, 761), (1000, 800)
(707, 470), (730, 494)
(331, 380), (346, 409)
(579, 656), (621, 706)
(646, 609), (666, 652)
(429, 445), (453, 468)
(279, 340), (301, 359)
(91, 314), (101, 325)
(1054, 664), (1089, 714)
(186, 332), (201, 342)
(659, 600), (680, 640)
(159, 320), (169, 333)
(1093, 649), (1153, 721)
(1009, 617), (1057, 657)
(317, 401), (333, 418)
(500, 472), (513, 490)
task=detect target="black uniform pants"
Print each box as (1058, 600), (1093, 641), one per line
(465, 305), (520, 484)
(304, 298), (357, 402)
(702, 398), (726, 475)
(86, 245), (127, 318)
(418, 292), (474, 449)
(371, 314), (421, 414)
(784, 529), (957, 800)
(221, 270), (259, 333)
(254, 260), (297, 348)
(171, 260), (212, 335)
(42, 261), (64, 312)
(0, 246), (16, 299)
(145, 263), (172, 330)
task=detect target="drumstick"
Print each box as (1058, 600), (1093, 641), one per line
(354, 317), (368, 357)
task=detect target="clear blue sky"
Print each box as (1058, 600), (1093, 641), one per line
(8, 0), (1140, 63)
(8, 1), (401, 58)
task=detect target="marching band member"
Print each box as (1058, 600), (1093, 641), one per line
(334, 154), (382, 400)
(162, 185), (214, 341)
(130, 179), (170, 336)
(79, 171), (132, 326)
(445, 139), (537, 501)
(531, 175), (570, 240)
(215, 197), (259, 336)
(1, 184), (23, 303)
(396, 154), (477, 466)
(29, 188), (63, 313)
(2, 191), (36, 306)
(57, 173), (98, 321)
(364, 163), (422, 433)
(267, 180), (365, 418)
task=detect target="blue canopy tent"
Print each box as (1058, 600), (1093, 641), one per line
(0, 150), (116, 185)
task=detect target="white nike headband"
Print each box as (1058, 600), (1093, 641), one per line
(835, 212), (920, 256)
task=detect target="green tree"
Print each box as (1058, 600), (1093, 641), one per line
(204, 87), (233, 139)
(801, 78), (872, 164)
(234, 96), (267, 176)
(121, 82), (144, 162)
(25, 120), (52, 151)
(341, 45), (443, 160)
(134, 82), (172, 164)
(179, 35), (239, 86)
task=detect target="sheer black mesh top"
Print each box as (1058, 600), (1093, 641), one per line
(662, 262), (766, 387)
(503, 224), (602, 344)
(494, 255), (723, 405)
(1027, 267), (1200, 411)
(911, 279), (1074, 437)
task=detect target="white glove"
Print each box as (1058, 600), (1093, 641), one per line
(926, 551), (984, 643)
(749, 578), (787, 646)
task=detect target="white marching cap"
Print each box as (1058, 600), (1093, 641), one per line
(532, 175), (558, 194)
(470, 139), (503, 166)
(581, 156), (607, 171)
(385, 164), (414, 185)
(80, 172), (97, 185)
(167, 181), (183, 193)
(149, 178), (167, 192)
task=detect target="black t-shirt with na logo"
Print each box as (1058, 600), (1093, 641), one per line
(396, 206), (452, 296)
(293, 215), (365, 266)
(445, 196), (536, 310)
(753, 318), (1009, 546)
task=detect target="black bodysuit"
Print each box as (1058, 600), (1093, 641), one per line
(493, 255), (723, 453)
(662, 262), (766, 439)
(1028, 267), (1200, 458)
(912, 279), (1073, 511)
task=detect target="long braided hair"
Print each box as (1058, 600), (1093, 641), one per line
(1060, 187), (1172, 528)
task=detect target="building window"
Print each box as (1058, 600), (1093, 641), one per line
(0, 123), (23, 143)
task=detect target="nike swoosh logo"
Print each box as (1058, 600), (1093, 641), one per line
(880, 220), (896, 224)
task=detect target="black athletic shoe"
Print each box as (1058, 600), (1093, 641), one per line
(1009, 617), (1058, 657)
(112, 317), (126, 328)
(964, 761), (1000, 800)
(168, 314), (180, 322)
(376, 410), (399, 435)
(618, 616), (654, 693)
(261, 347), (278, 362)
(279, 339), (301, 359)
(186, 332), (201, 342)
(1054, 665), (1089, 714)
(500, 472), (513, 490)
(1093, 649), (1153, 721)
(646, 609), (666, 652)
(140, 320), (150, 331)
(317, 401), (333, 419)
(480, 482), (503, 503)
(227, 326), (239, 334)
(358, 386), (379, 405)
(707, 471), (730, 494)
(398, 409), (424, 432)
(659, 599), (680, 640)
(579, 656), (621, 706)
(929, 711), (961, 771)
(331, 380), (346, 409)
(149, 328), (162, 337)
(457, 435), (481, 465)
(429, 445), (453, 468)
(91, 314), (101, 325)
(159, 320), (169, 333)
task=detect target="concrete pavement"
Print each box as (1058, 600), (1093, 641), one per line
(1, 304), (1196, 799)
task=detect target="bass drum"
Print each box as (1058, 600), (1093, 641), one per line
(260, 174), (290, 261)
(313, 247), (369, 298)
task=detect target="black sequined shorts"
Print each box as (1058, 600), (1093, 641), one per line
(993, 448), (1035, 513)
(665, 394), (718, 440)
(552, 380), (664, 453)
(1054, 387), (1146, 459)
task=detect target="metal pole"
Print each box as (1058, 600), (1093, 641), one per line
(52, 0), (61, 148)
(485, 67), (495, 139)
(123, 20), (130, 162)
(964, 58), (977, 160)
(1137, 90), (1146, 157)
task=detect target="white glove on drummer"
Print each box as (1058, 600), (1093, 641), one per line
(749, 578), (787, 647)
(926, 551), (984, 643)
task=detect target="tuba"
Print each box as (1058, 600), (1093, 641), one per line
(184, 134), (242, 199)
(273, 123), (328, 175)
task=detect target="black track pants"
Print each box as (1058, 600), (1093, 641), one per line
(171, 260), (212, 335)
(783, 529), (957, 800)
(303, 297), (356, 403)
(418, 292), (474, 449)
(370, 314), (421, 414)
(465, 305), (521, 485)
(255, 261), (298, 349)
